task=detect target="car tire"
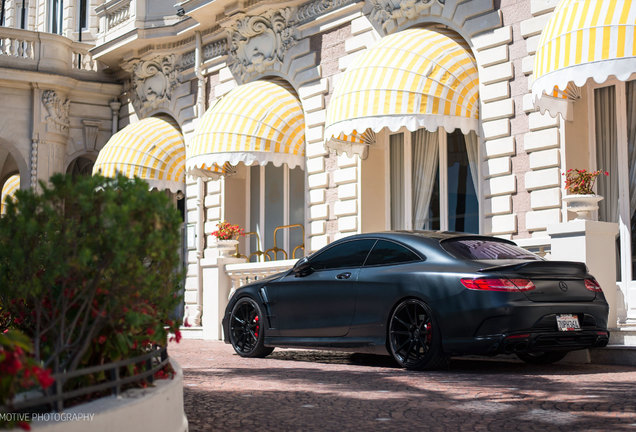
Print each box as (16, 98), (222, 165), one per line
(229, 297), (274, 358)
(388, 298), (448, 370)
(516, 351), (568, 364)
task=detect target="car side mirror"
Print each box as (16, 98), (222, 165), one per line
(292, 256), (313, 277)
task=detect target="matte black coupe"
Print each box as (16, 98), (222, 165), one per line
(222, 232), (610, 370)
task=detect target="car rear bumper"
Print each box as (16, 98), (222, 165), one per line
(445, 329), (609, 356)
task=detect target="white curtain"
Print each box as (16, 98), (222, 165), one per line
(465, 130), (479, 192)
(390, 134), (405, 230)
(595, 86), (619, 223)
(627, 82), (636, 222)
(412, 129), (439, 229)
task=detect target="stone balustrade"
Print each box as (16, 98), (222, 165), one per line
(225, 259), (298, 296)
(514, 237), (552, 259)
(0, 28), (109, 79)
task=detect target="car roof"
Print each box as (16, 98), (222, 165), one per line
(342, 230), (513, 242)
(329, 231), (515, 254)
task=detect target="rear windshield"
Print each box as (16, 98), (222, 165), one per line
(441, 239), (542, 261)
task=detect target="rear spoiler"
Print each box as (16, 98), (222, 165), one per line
(478, 260), (589, 276)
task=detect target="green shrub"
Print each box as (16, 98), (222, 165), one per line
(0, 174), (183, 376)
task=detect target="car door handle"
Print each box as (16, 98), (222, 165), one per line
(336, 272), (351, 280)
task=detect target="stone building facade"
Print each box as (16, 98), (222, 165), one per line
(1, 0), (635, 339)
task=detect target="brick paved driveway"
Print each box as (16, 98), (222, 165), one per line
(169, 339), (636, 432)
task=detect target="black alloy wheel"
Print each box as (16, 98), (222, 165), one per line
(229, 297), (274, 358)
(388, 299), (447, 370)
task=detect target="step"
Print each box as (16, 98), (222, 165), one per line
(589, 345), (636, 367)
(608, 326), (636, 346)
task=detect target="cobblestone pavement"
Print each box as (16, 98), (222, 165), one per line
(169, 339), (636, 432)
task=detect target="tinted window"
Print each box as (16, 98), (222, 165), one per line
(441, 239), (542, 261)
(364, 240), (420, 266)
(309, 239), (376, 270)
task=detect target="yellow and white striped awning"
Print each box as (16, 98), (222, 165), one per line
(187, 79), (305, 177)
(533, 0), (636, 118)
(1, 174), (19, 215)
(93, 116), (185, 193)
(324, 27), (479, 158)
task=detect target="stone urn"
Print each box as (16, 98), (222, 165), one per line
(563, 194), (604, 220)
(211, 239), (239, 257)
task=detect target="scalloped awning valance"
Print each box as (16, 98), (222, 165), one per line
(93, 116), (185, 193)
(1, 174), (19, 215)
(186, 79), (305, 178)
(324, 27), (479, 158)
(532, 0), (636, 118)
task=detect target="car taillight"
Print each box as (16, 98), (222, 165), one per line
(585, 278), (603, 292)
(461, 278), (535, 292)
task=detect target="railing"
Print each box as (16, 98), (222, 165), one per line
(225, 259), (298, 295)
(514, 237), (552, 259)
(0, 28), (36, 61)
(7, 347), (169, 413)
(0, 28), (107, 77)
(71, 45), (99, 71)
(95, 0), (134, 34)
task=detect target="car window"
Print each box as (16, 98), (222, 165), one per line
(441, 239), (542, 261)
(309, 239), (376, 270)
(364, 240), (421, 266)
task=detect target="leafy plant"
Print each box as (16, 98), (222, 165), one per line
(563, 168), (609, 195)
(0, 174), (183, 378)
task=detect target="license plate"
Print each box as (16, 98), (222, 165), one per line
(556, 314), (581, 331)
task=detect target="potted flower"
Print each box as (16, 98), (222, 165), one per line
(210, 221), (245, 257)
(562, 168), (609, 220)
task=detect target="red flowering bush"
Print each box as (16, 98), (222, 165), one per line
(0, 174), (183, 396)
(211, 221), (245, 240)
(1, 330), (54, 429)
(563, 168), (609, 195)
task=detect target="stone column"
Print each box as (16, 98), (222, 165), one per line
(109, 100), (121, 135)
(547, 220), (620, 328)
(201, 255), (246, 340)
(36, 89), (71, 184)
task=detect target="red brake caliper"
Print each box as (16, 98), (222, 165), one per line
(254, 315), (259, 338)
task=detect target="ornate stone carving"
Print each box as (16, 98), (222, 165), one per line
(42, 90), (70, 134)
(82, 120), (102, 151)
(365, 0), (445, 33)
(295, 0), (358, 23)
(124, 55), (178, 115)
(225, 9), (297, 79)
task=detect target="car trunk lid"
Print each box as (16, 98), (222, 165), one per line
(477, 260), (596, 302)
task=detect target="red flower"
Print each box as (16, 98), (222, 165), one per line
(97, 335), (107, 344)
(36, 368), (55, 389)
(146, 328), (155, 336)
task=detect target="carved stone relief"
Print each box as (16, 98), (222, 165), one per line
(224, 9), (298, 80)
(41, 90), (70, 134)
(123, 56), (178, 116)
(364, 0), (445, 33)
(82, 120), (102, 152)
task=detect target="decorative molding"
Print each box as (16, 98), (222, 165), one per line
(30, 136), (38, 189)
(123, 56), (178, 116)
(180, 40), (228, 70)
(41, 90), (70, 134)
(82, 120), (102, 151)
(295, 0), (358, 24)
(364, 0), (445, 33)
(224, 8), (298, 80)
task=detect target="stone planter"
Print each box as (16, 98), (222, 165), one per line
(563, 194), (604, 220)
(211, 239), (239, 257)
(31, 360), (188, 432)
